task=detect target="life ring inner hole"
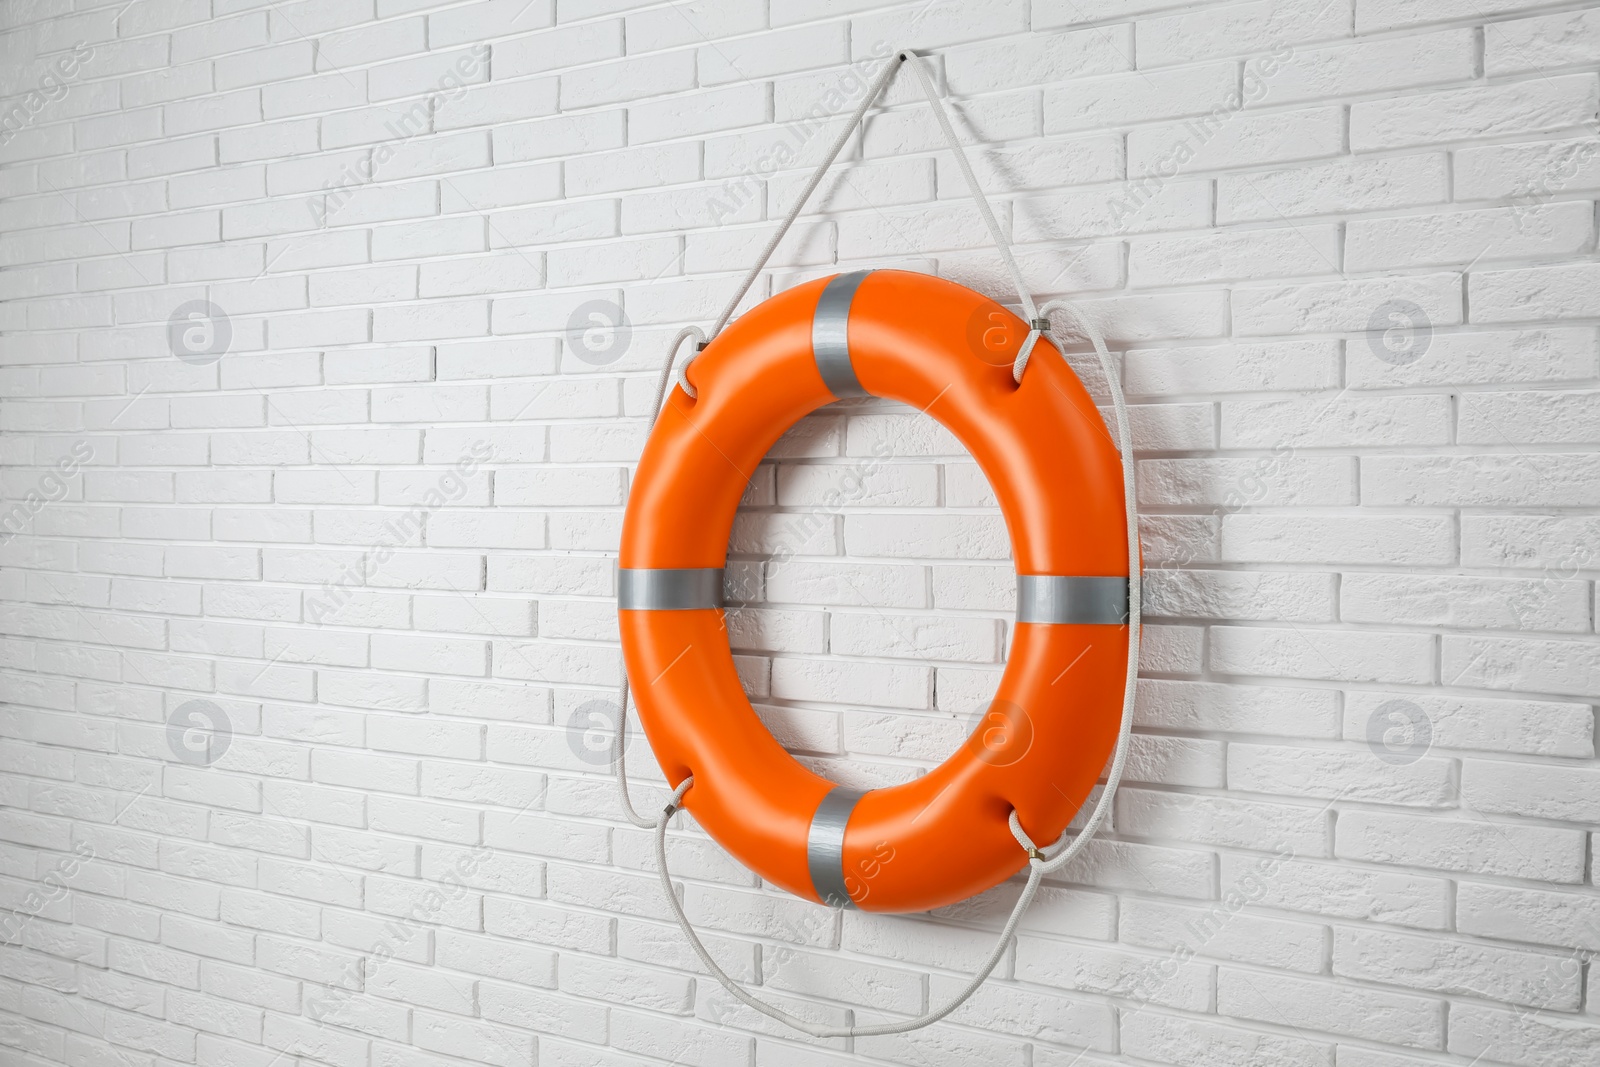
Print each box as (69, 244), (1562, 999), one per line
(723, 396), (1022, 794)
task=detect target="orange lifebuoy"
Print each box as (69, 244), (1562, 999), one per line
(619, 269), (1130, 914)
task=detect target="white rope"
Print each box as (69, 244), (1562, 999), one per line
(611, 45), (1144, 1039)
(658, 325), (705, 405)
(1012, 326), (1044, 384)
(1009, 300), (1142, 875)
(895, 51), (1039, 326)
(610, 674), (657, 829)
(681, 49), (1043, 390)
(655, 774), (1047, 1038)
(704, 53), (905, 342)
(614, 325), (707, 827)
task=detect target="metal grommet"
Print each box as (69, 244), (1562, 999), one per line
(695, 341), (709, 351)
(1030, 318), (1050, 332)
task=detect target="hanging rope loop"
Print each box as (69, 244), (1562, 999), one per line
(665, 48), (1049, 398)
(651, 325), (705, 411)
(612, 44), (1144, 1040)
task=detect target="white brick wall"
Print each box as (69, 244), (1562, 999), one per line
(0, 0), (1597, 1064)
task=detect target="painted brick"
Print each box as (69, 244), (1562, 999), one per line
(1121, 1011), (1334, 1067)
(1271, 29), (1476, 104)
(1045, 62), (1238, 134)
(1346, 201), (1594, 271)
(1338, 809), (1587, 883)
(1344, 690), (1594, 759)
(1453, 136), (1600, 202)
(1228, 742), (1454, 807)
(0, 4), (1595, 1064)
(1364, 453), (1600, 507)
(1210, 625), (1436, 684)
(1449, 1002), (1600, 1067)
(1129, 225), (1340, 288)
(1138, 457), (1357, 508)
(1221, 515), (1457, 566)
(1217, 967), (1444, 1048)
(1233, 273), (1462, 336)
(1117, 787), (1332, 855)
(1119, 894), (1325, 973)
(1456, 882), (1600, 952)
(1219, 153), (1449, 224)
(1351, 75), (1599, 152)
(1348, 327), (1598, 390)
(1126, 339), (1341, 396)
(1016, 934), (1214, 1010)
(1136, 678), (1341, 737)
(1472, 260), (1600, 323)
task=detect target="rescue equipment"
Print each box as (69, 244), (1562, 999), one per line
(607, 48), (1141, 1038)
(619, 268), (1130, 914)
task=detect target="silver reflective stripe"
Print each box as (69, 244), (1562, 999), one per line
(812, 270), (872, 399)
(617, 568), (724, 610)
(1017, 575), (1129, 624)
(806, 786), (867, 908)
